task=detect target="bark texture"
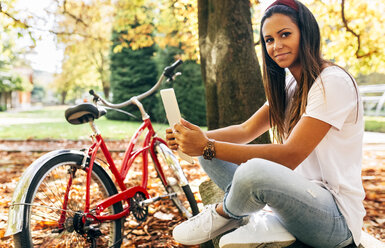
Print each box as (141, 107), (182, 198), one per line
(198, 0), (270, 143)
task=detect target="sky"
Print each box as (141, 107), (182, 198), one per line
(14, 0), (275, 74)
(15, 0), (63, 73)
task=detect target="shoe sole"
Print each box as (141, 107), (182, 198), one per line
(174, 220), (242, 245)
(220, 240), (295, 248)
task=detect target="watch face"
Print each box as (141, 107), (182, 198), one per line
(203, 142), (215, 160)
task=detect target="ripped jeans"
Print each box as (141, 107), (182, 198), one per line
(198, 157), (353, 248)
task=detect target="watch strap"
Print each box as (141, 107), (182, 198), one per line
(203, 139), (216, 160)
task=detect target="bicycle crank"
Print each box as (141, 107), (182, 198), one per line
(139, 192), (177, 207)
(130, 192), (149, 222)
(129, 192), (177, 221)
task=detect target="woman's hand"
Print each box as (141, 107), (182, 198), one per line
(165, 128), (178, 150)
(172, 119), (209, 156)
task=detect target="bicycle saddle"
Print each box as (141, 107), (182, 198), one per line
(65, 103), (107, 125)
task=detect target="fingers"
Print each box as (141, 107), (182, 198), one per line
(166, 119), (202, 154)
(173, 120), (193, 134)
(166, 138), (178, 150)
(167, 141), (178, 150)
(165, 128), (178, 150)
(180, 118), (199, 130)
(166, 127), (173, 134)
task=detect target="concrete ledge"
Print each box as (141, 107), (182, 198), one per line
(199, 180), (385, 248)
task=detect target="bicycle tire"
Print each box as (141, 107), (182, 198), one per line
(151, 142), (199, 218)
(13, 152), (123, 248)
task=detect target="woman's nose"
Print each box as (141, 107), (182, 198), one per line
(274, 40), (283, 50)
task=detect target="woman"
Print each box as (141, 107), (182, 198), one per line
(166, 0), (365, 247)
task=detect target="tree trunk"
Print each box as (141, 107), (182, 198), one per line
(198, 0), (270, 144)
(102, 84), (110, 99)
(61, 91), (67, 105)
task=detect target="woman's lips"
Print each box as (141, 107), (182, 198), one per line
(275, 52), (290, 61)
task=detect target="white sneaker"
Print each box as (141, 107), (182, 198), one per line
(219, 210), (296, 248)
(172, 204), (242, 245)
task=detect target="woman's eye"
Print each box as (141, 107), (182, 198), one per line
(265, 38), (273, 43)
(282, 32), (291, 38)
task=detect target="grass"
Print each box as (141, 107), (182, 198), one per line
(0, 106), (170, 140)
(364, 116), (385, 133)
(0, 106), (384, 140)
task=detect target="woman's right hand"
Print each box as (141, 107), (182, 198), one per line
(165, 128), (178, 150)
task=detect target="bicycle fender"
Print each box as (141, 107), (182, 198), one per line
(152, 138), (189, 186)
(5, 149), (85, 237)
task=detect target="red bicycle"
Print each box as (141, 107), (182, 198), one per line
(6, 60), (199, 247)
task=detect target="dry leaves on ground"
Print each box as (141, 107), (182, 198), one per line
(0, 140), (383, 247)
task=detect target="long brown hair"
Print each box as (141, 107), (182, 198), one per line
(260, 1), (355, 143)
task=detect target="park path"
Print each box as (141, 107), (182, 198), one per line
(363, 131), (385, 149)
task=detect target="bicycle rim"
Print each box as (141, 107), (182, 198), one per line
(152, 143), (199, 218)
(15, 154), (122, 248)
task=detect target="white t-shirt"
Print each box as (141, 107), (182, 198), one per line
(290, 66), (365, 246)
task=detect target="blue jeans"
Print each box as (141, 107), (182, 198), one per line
(198, 157), (353, 248)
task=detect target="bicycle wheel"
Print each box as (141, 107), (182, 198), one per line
(151, 142), (199, 218)
(13, 152), (123, 248)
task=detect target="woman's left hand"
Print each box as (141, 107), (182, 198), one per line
(173, 118), (209, 156)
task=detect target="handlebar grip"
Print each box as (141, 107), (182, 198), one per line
(89, 89), (100, 103)
(163, 59), (183, 79)
(170, 59), (183, 69)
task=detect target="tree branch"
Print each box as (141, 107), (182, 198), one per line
(0, 2), (28, 29)
(62, 0), (88, 27)
(341, 0), (374, 59)
(0, 2), (104, 41)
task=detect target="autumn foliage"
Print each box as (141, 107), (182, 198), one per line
(0, 140), (384, 247)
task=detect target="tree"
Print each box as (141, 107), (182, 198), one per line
(53, 45), (100, 104)
(55, 0), (115, 99)
(302, 0), (385, 75)
(110, 0), (206, 124)
(1, 0), (115, 100)
(152, 46), (207, 126)
(0, 0), (32, 110)
(108, 31), (158, 120)
(174, 60), (207, 126)
(198, 0), (270, 143)
(112, 0), (199, 61)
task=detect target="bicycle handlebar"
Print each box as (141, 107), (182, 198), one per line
(89, 60), (183, 109)
(163, 59), (183, 79)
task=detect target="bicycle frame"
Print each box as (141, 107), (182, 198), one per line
(6, 60), (187, 239)
(59, 118), (170, 225)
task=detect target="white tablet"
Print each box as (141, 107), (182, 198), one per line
(160, 88), (195, 164)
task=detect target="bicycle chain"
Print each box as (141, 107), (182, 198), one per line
(12, 202), (146, 248)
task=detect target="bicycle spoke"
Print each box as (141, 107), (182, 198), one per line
(18, 157), (121, 248)
(30, 211), (59, 222)
(35, 187), (62, 211)
(41, 172), (65, 208)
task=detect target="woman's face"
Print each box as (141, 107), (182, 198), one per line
(262, 13), (301, 70)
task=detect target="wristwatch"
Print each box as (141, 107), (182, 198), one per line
(203, 139), (216, 160)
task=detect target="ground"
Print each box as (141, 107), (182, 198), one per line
(0, 140), (383, 247)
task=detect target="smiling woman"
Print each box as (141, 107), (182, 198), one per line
(262, 14), (301, 75)
(167, 0), (366, 247)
